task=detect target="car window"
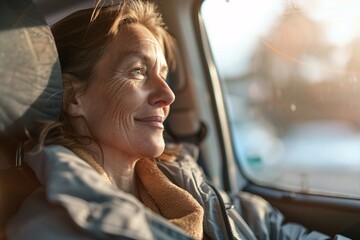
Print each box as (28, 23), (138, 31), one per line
(201, 0), (360, 198)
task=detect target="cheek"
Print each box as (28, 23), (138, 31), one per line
(104, 81), (143, 126)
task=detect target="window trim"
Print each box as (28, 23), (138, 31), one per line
(194, 0), (246, 193)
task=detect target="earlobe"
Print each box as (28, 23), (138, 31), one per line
(67, 99), (83, 117)
(62, 74), (85, 117)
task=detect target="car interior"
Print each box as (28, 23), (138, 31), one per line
(0, 0), (62, 237)
(0, 0), (359, 239)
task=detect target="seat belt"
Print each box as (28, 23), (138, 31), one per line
(227, 207), (257, 240)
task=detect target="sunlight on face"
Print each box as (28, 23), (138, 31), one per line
(78, 24), (175, 160)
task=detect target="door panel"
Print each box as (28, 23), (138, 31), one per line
(245, 184), (360, 238)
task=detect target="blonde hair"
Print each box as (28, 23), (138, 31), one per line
(28, 0), (176, 157)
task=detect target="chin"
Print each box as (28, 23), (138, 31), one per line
(153, 144), (166, 158)
(140, 141), (165, 158)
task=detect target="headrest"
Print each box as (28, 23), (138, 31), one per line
(0, 0), (62, 140)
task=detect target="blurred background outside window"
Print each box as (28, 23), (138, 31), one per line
(202, 0), (360, 198)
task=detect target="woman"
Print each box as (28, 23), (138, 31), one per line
(6, 1), (346, 240)
(7, 1), (204, 239)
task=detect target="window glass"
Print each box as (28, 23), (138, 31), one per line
(201, 0), (360, 198)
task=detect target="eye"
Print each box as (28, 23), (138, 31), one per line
(129, 67), (146, 79)
(132, 68), (143, 75)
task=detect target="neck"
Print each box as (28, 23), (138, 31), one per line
(104, 153), (138, 197)
(84, 144), (140, 197)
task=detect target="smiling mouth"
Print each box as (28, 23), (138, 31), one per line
(134, 116), (165, 129)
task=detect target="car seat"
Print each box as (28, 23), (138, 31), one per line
(0, 0), (62, 238)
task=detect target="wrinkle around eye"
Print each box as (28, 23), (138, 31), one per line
(112, 68), (126, 78)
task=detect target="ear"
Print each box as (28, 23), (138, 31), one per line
(62, 74), (85, 117)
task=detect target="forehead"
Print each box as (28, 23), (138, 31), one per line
(111, 23), (164, 56)
(92, 24), (168, 80)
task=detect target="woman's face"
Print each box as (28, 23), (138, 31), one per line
(74, 23), (175, 159)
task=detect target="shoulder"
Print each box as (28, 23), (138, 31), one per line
(24, 145), (96, 184)
(14, 146), (192, 240)
(25, 144), (81, 164)
(25, 144), (80, 170)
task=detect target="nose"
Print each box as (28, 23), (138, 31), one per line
(149, 75), (175, 107)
